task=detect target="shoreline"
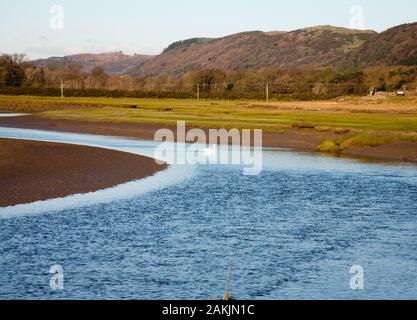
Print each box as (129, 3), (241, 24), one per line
(0, 137), (167, 207)
(0, 115), (416, 165)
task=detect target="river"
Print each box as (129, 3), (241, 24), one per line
(0, 127), (416, 300)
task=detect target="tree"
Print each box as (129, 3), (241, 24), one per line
(24, 67), (46, 88)
(186, 69), (226, 92)
(0, 54), (26, 87)
(53, 63), (84, 89)
(87, 66), (109, 88)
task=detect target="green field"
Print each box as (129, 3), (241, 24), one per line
(2, 95), (417, 131)
(1, 95), (417, 150)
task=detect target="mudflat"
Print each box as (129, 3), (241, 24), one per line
(0, 138), (167, 207)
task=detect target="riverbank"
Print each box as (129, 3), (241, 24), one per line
(0, 115), (416, 164)
(0, 138), (167, 207)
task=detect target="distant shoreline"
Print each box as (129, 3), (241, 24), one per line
(0, 137), (167, 207)
(0, 115), (416, 166)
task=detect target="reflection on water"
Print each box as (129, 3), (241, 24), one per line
(0, 127), (417, 300)
(0, 113), (28, 117)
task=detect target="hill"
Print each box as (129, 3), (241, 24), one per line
(29, 23), (417, 77)
(32, 52), (153, 75)
(337, 23), (417, 69)
(130, 26), (376, 76)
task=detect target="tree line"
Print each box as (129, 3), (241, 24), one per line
(1, 54), (416, 100)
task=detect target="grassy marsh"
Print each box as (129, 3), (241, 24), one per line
(1, 95), (417, 151)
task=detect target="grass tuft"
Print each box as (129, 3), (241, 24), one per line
(316, 140), (340, 153)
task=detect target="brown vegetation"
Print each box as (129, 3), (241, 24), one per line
(338, 23), (417, 69)
(131, 26), (375, 77)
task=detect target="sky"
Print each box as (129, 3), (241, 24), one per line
(1, 0), (416, 59)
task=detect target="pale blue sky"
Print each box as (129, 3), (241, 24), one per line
(1, 0), (416, 59)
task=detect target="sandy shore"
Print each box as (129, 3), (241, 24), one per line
(0, 115), (416, 164)
(0, 138), (167, 207)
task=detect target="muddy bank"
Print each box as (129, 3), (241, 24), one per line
(343, 142), (417, 164)
(0, 138), (167, 207)
(0, 115), (416, 164)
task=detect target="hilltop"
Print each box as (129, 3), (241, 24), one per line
(32, 52), (153, 75)
(337, 23), (417, 69)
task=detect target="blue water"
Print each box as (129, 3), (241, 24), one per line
(0, 127), (417, 300)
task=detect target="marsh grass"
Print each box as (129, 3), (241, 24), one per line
(316, 140), (341, 153)
(2, 95), (417, 150)
(36, 104), (417, 133)
(317, 131), (417, 153)
(340, 132), (398, 149)
(398, 132), (417, 143)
